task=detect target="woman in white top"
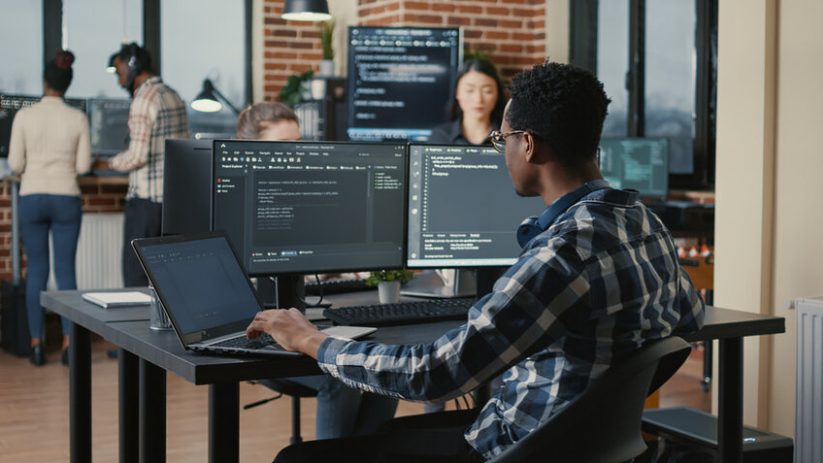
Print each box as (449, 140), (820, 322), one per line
(8, 50), (91, 366)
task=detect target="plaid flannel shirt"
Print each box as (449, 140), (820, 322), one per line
(110, 76), (190, 202)
(317, 186), (705, 459)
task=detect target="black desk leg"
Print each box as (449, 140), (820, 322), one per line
(209, 383), (240, 463)
(139, 359), (166, 463)
(718, 337), (744, 463)
(69, 322), (92, 463)
(119, 349), (139, 463)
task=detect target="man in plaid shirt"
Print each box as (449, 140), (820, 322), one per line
(247, 62), (706, 462)
(99, 43), (189, 287)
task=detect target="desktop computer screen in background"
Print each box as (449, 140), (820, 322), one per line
(212, 140), (408, 276)
(87, 98), (131, 156)
(0, 94), (87, 158)
(598, 137), (669, 199)
(406, 145), (546, 268)
(346, 26), (462, 143)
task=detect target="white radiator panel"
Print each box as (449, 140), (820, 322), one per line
(47, 212), (123, 290)
(796, 296), (823, 463)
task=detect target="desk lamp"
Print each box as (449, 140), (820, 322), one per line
(191, 79), (240, 115)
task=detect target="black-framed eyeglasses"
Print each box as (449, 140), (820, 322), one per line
(488, 129), (527, 153)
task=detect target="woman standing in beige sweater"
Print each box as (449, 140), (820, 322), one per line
(8, 50), (91, 366)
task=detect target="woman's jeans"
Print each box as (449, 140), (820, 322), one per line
(18, 194), (82, 338)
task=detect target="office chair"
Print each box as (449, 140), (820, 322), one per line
(485, 336), (691, 463)
(253, 378), (318, 444)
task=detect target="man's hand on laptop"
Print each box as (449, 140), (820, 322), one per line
(246, 308), (328, 358)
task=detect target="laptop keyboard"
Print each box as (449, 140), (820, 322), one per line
(213, 335), (278, 350)
(323, 299), (476, 327)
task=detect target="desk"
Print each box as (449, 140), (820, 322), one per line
(41, 289), (783, 463)
(42, 289), (455, 463)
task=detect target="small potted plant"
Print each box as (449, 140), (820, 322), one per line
(367, 269), (414, 303)
(318, 19), (335, 76)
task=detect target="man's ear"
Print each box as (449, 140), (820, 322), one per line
(523, 132), (539, 163)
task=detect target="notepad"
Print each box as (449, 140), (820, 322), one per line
(81, 291), (153, 308)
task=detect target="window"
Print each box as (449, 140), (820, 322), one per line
(573, 0), (717, 190)
(597, 0), (629, 138)
(63, 0), (144, 99)
(645, 0), (697, 174)
(161, 0), (249, 139)
(0, 0), (43, 95)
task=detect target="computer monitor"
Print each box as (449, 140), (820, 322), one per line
(406, 144), (546, 269)
(212, 140), (408, 277)
(87, 98), (131, 156)
(598, 137), (669, 200)
(0, 94), (87, 158)
(162, 139), (213, 236)
(346, 26), (462, 142)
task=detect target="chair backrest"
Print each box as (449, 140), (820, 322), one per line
(486, 336), (691, 463)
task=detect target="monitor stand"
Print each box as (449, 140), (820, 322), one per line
(401, 269), (476, 299)
(255, 275), (306, 312)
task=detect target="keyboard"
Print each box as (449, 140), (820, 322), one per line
(213, 335), (278, 350)
(323, 299), (476, 327)
(305, 277), (370, 295)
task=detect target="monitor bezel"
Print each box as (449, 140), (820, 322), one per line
(211, 139), (410, 277)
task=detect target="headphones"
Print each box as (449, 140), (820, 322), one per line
(121, 43), (146, 94)
(516, 179), (610, 248)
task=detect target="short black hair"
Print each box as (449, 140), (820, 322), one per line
(117, 42), (153, 74)
(447, 58), (507, 127)
(506, 62), (610, 168)
(44, 50), (75, 92)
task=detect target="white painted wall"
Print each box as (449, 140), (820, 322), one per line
(768, 0), (823, 437)
(714, 0), (774, 428)
(545, 0), (570, 64)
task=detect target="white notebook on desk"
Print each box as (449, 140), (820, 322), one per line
(82, 291), (152, 308)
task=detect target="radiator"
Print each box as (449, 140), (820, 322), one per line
(47, 212), (124, 290)
(796, 296), (823, 463)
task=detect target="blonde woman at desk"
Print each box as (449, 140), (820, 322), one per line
(235, 101), (398, 439)
(8, 50), (92, 367)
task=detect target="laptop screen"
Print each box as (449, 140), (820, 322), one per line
(135, 234), (262, 340)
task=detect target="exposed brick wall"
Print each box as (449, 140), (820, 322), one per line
(0, 180), (126, 283)
(262, 0), (548, 101)
(263, 0), (326, 101)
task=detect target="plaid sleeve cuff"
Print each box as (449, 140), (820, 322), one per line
(316, 336), (351, 374)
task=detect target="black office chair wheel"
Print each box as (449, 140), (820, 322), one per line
(257, 378), (319, 444)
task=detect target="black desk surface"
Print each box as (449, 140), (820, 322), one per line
(41, 288), (784, 385)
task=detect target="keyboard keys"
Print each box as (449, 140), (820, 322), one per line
(323, 299), (475, 327)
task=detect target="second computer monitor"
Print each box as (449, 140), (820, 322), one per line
(598, 137), (669, 200)
(212, 140), (408, 276)
(406, 145), (546, 268)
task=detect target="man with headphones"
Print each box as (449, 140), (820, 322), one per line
(97, 43), (190, 287)
(244, 62), (706, 463)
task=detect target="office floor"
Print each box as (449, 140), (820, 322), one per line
(0, 335), (711, 463)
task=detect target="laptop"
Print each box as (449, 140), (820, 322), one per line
(131, 231), (377, 358)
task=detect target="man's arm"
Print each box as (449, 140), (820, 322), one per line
(109, 92), (158, 171)
(247, 244), (591, 403)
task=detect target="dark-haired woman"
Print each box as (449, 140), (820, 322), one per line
(425, 58), (507, 413)
(428, 58), (507, 145)
(8, 50), (91, 366)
